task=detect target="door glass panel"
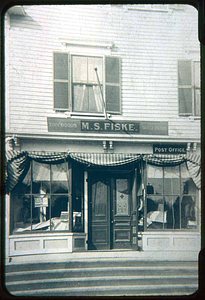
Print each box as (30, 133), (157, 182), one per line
(92, 179), (107, 218)
(115, 179), (129, 216)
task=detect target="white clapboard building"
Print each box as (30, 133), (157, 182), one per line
(4, 4), (201, 262)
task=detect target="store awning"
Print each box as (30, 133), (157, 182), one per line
(69, 152), (141, 166)
(4, 150), (201, 193)
(186, 153), (201, 189)
(143, 154), (186, 166)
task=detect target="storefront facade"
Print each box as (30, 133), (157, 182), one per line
(4, 4), (201, 261)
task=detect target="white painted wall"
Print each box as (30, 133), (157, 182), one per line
(5, 4), (200, 140)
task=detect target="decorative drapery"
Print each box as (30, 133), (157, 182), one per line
(186, 152), (201, 189)
(5, 150), (70, 194)
(5, 150), (201, 193)
(69, 152), (141, 167)
(142, 154), (186, 166)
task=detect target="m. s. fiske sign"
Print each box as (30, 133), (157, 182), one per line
(81, 121), (139, 132)
(47, 118), (168, 135)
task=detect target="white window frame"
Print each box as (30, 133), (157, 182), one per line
(178, 59), (200, 117)
(70, 53), (106, 117)
(53, 52), (121, 117)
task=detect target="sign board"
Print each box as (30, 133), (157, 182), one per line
(35, 197), (48, 207)
(47, 118), (168, 135)
(153, 144), (187, 154)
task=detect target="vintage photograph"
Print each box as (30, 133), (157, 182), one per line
(4, 3), (201, 297)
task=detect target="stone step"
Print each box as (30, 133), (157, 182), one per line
(5, 259), (198, 297)
(6, 265), (198, 282)
(5, 259), (197, 272)
(8, 284), (198, 297)
(6, 275), (198, 292)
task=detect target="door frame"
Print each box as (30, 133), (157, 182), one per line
(88, 168), (138, 250)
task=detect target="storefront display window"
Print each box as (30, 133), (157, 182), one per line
(10, 161), (70, 233)
(145, 163), (198, 230)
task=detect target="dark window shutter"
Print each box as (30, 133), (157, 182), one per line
(53, 52), (69, 110)
(105, 56), (121, 114)
(178, 60), (193, 115)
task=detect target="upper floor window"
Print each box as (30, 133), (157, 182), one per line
(53, 53), (121, 115)
(178, 60), (200, 117)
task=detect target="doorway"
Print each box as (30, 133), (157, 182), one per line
(88, 170), (138, 250)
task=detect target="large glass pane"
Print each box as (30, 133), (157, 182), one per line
(164, 166), (180, 195)
(147, 165), (163, 195)
(180, 163), (196, 195)
(12, 195), (31, 233)
(72, 56), (87, 83)
(73, 84), (103, 113)
(32, 195), (50, 231)
(178, 60), (192, 85)
(165, 196), (180, 229)
(88, 57), (103, 83)
(195, 89), (201, 116)
(32, 161), (50, 194)
(147, 195), (164, 229)
(92, 179), (107, 218)
(194, 61), (200, 87)
(181, 195), (196, 229)
(115, 178), (130, 216)
(51, 195), (69, 230)
(51, 163), (69, 193)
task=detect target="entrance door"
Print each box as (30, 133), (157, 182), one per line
(88, 171), (137, 250)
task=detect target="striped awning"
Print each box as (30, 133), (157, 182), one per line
(5, 150), (201, 193)
(186, 153), (201, 189)
(143, 154), (186, 166)
(69, 153), (141, 166)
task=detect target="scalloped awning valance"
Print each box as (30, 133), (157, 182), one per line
(4, 151), (201, 193)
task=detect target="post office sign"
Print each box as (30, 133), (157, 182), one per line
(153, 144), (187, 154)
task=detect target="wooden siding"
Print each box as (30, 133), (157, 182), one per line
(6, 4), (200, 139)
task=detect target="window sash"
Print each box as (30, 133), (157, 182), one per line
(11, 161), (72, 233)
(144, 163), (198, 231)
(53, 52), (121, 115)
(178, 60), (200, 116)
